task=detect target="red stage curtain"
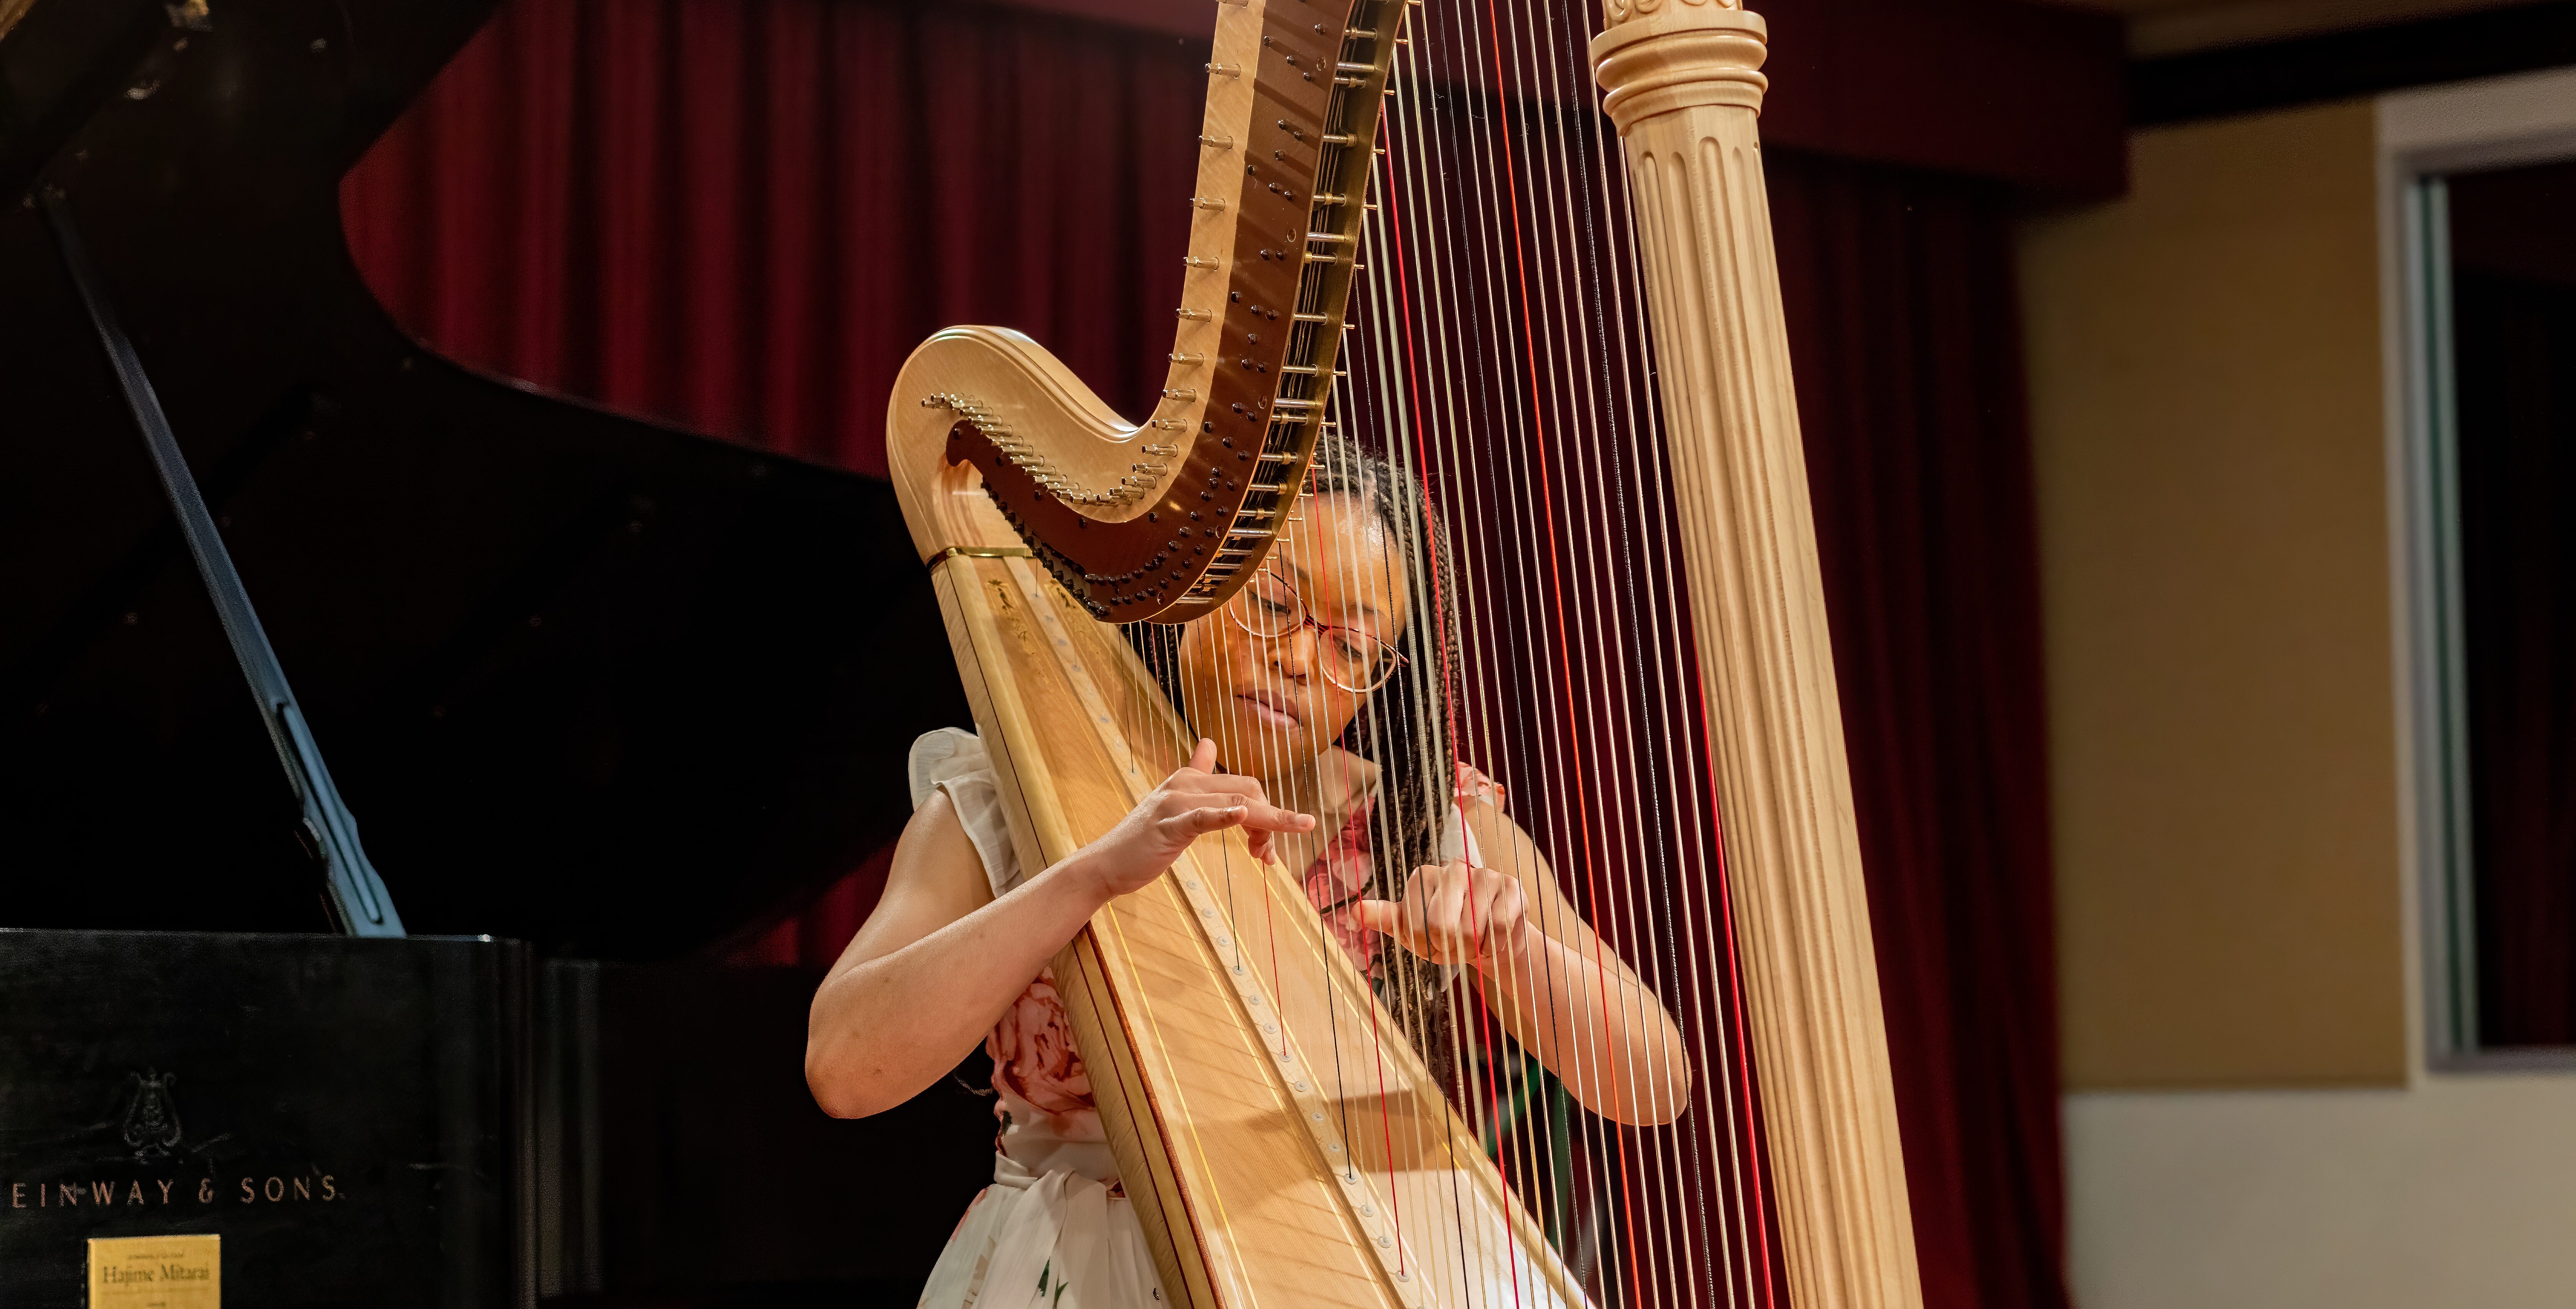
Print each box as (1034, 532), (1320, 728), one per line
(343, 5), (2067, 1307)
(1770, 154), (2071, 1309)
(344, 0), (1207, 476)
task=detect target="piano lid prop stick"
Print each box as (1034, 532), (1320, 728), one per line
(39, 190), (406, 939)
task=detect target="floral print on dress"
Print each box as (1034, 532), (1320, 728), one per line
(1306, 799), (1383, 980)
(986, 966), (1095, 1142)
(1304, 762), (1506, 983)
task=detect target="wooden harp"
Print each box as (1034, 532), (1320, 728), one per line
(884, 0), (1924, 1304)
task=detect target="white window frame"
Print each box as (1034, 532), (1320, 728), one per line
(2379, 66), (2576, 1070)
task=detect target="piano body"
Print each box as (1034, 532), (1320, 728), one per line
(0, 0), (978, 1302)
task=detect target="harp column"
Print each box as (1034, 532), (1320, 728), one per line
(1592, 7), (1925, 1309)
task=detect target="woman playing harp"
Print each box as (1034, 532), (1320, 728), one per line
(805, 440), (1690, 1309)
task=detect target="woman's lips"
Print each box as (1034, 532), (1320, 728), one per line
(1237, 693), (1300, 730)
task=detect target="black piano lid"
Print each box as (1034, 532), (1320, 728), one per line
(0, 0), (970, 957)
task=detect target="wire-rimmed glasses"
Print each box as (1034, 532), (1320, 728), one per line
(1228, 569), (1406, 693)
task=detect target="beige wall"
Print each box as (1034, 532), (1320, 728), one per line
(2065, 1078), (2576, 1309)
(2019, 99), (2407, 1090)
(2026, 74), (2576, 1309)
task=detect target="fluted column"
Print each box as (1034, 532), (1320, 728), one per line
(1593, 7), (1923, 1309)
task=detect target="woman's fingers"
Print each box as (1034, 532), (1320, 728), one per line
(1360, 863), (1521, 965)
(1428, 863), (1470, 939)
(1187, 737), (1219, 775)
(1157, 804), (1248, 842)
(1183, 771), (1306, 811)
(1357, 898), (1401, 936)
(1468, 878), (1522, 964)
(1162, 790), (1312, 841)
(1237, 803), (1316, 833)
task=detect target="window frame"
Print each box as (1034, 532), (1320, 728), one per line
(2379, 66), (2576, 1070)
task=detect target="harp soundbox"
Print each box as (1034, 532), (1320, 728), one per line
(884, 0), (1923, 1304)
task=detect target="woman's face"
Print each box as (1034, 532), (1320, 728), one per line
(1176, 492), (1411, 781)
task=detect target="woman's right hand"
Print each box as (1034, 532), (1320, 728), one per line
(1063, 738), (1315, 901)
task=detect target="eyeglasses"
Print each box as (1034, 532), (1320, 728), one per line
(1228, 569), (1406, 693)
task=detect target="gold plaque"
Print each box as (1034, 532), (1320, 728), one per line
(88, 1234), (219, 1309)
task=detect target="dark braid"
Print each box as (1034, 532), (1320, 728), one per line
(1309, 440), (1464, 1075)
(1308, 439), (1456, 909)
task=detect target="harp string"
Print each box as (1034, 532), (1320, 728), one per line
(1489, 0), (1707, 1300)
(1357, 0), (1787, 1299)
(1394, 5), (1637, 1303)
(1380, 61), (1556, 1309)
(1576, 25), (1783, 1293)
(1377, 23), (1586, 1302)
(1097, 581), (1424, 1301)
(1590, 58), (1767, 1308)
(1567, 7), (1774, 1293)
(1372, 32), (1573, 1306)
(1171, 547), (1438, 1291)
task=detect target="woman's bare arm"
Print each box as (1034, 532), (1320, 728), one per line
(1468, 800), (1691, 1126)
(803, 792), (1106, 1119)
(805, 740), (1314, 1119)
(1362, 799), (1691, 1125)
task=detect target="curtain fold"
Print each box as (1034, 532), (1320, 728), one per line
(345, 0), (1205, 473)
(342, 5), (2067, 1307)
(1769, 154), (2071, 1309)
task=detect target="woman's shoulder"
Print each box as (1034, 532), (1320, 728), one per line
(907, 727), (993, 809)
(1453, 762), (1507, 810)
(908, 727), (1025, 896)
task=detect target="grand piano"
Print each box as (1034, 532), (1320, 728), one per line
(0, 0), (987, 1302)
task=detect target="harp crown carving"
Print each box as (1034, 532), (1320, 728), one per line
(1592, 3), (1769, 131)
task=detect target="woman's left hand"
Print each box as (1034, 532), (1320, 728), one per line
(1357, 861), (1528, 967)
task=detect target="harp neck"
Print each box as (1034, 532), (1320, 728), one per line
(888, 0), (1411, 625)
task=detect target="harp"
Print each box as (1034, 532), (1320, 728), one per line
(884, 0), (1921, 1305)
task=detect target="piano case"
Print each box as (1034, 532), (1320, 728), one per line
(0, 931), (532, 1307)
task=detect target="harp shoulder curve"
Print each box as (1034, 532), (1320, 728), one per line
(886, 324), (1142, 562)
